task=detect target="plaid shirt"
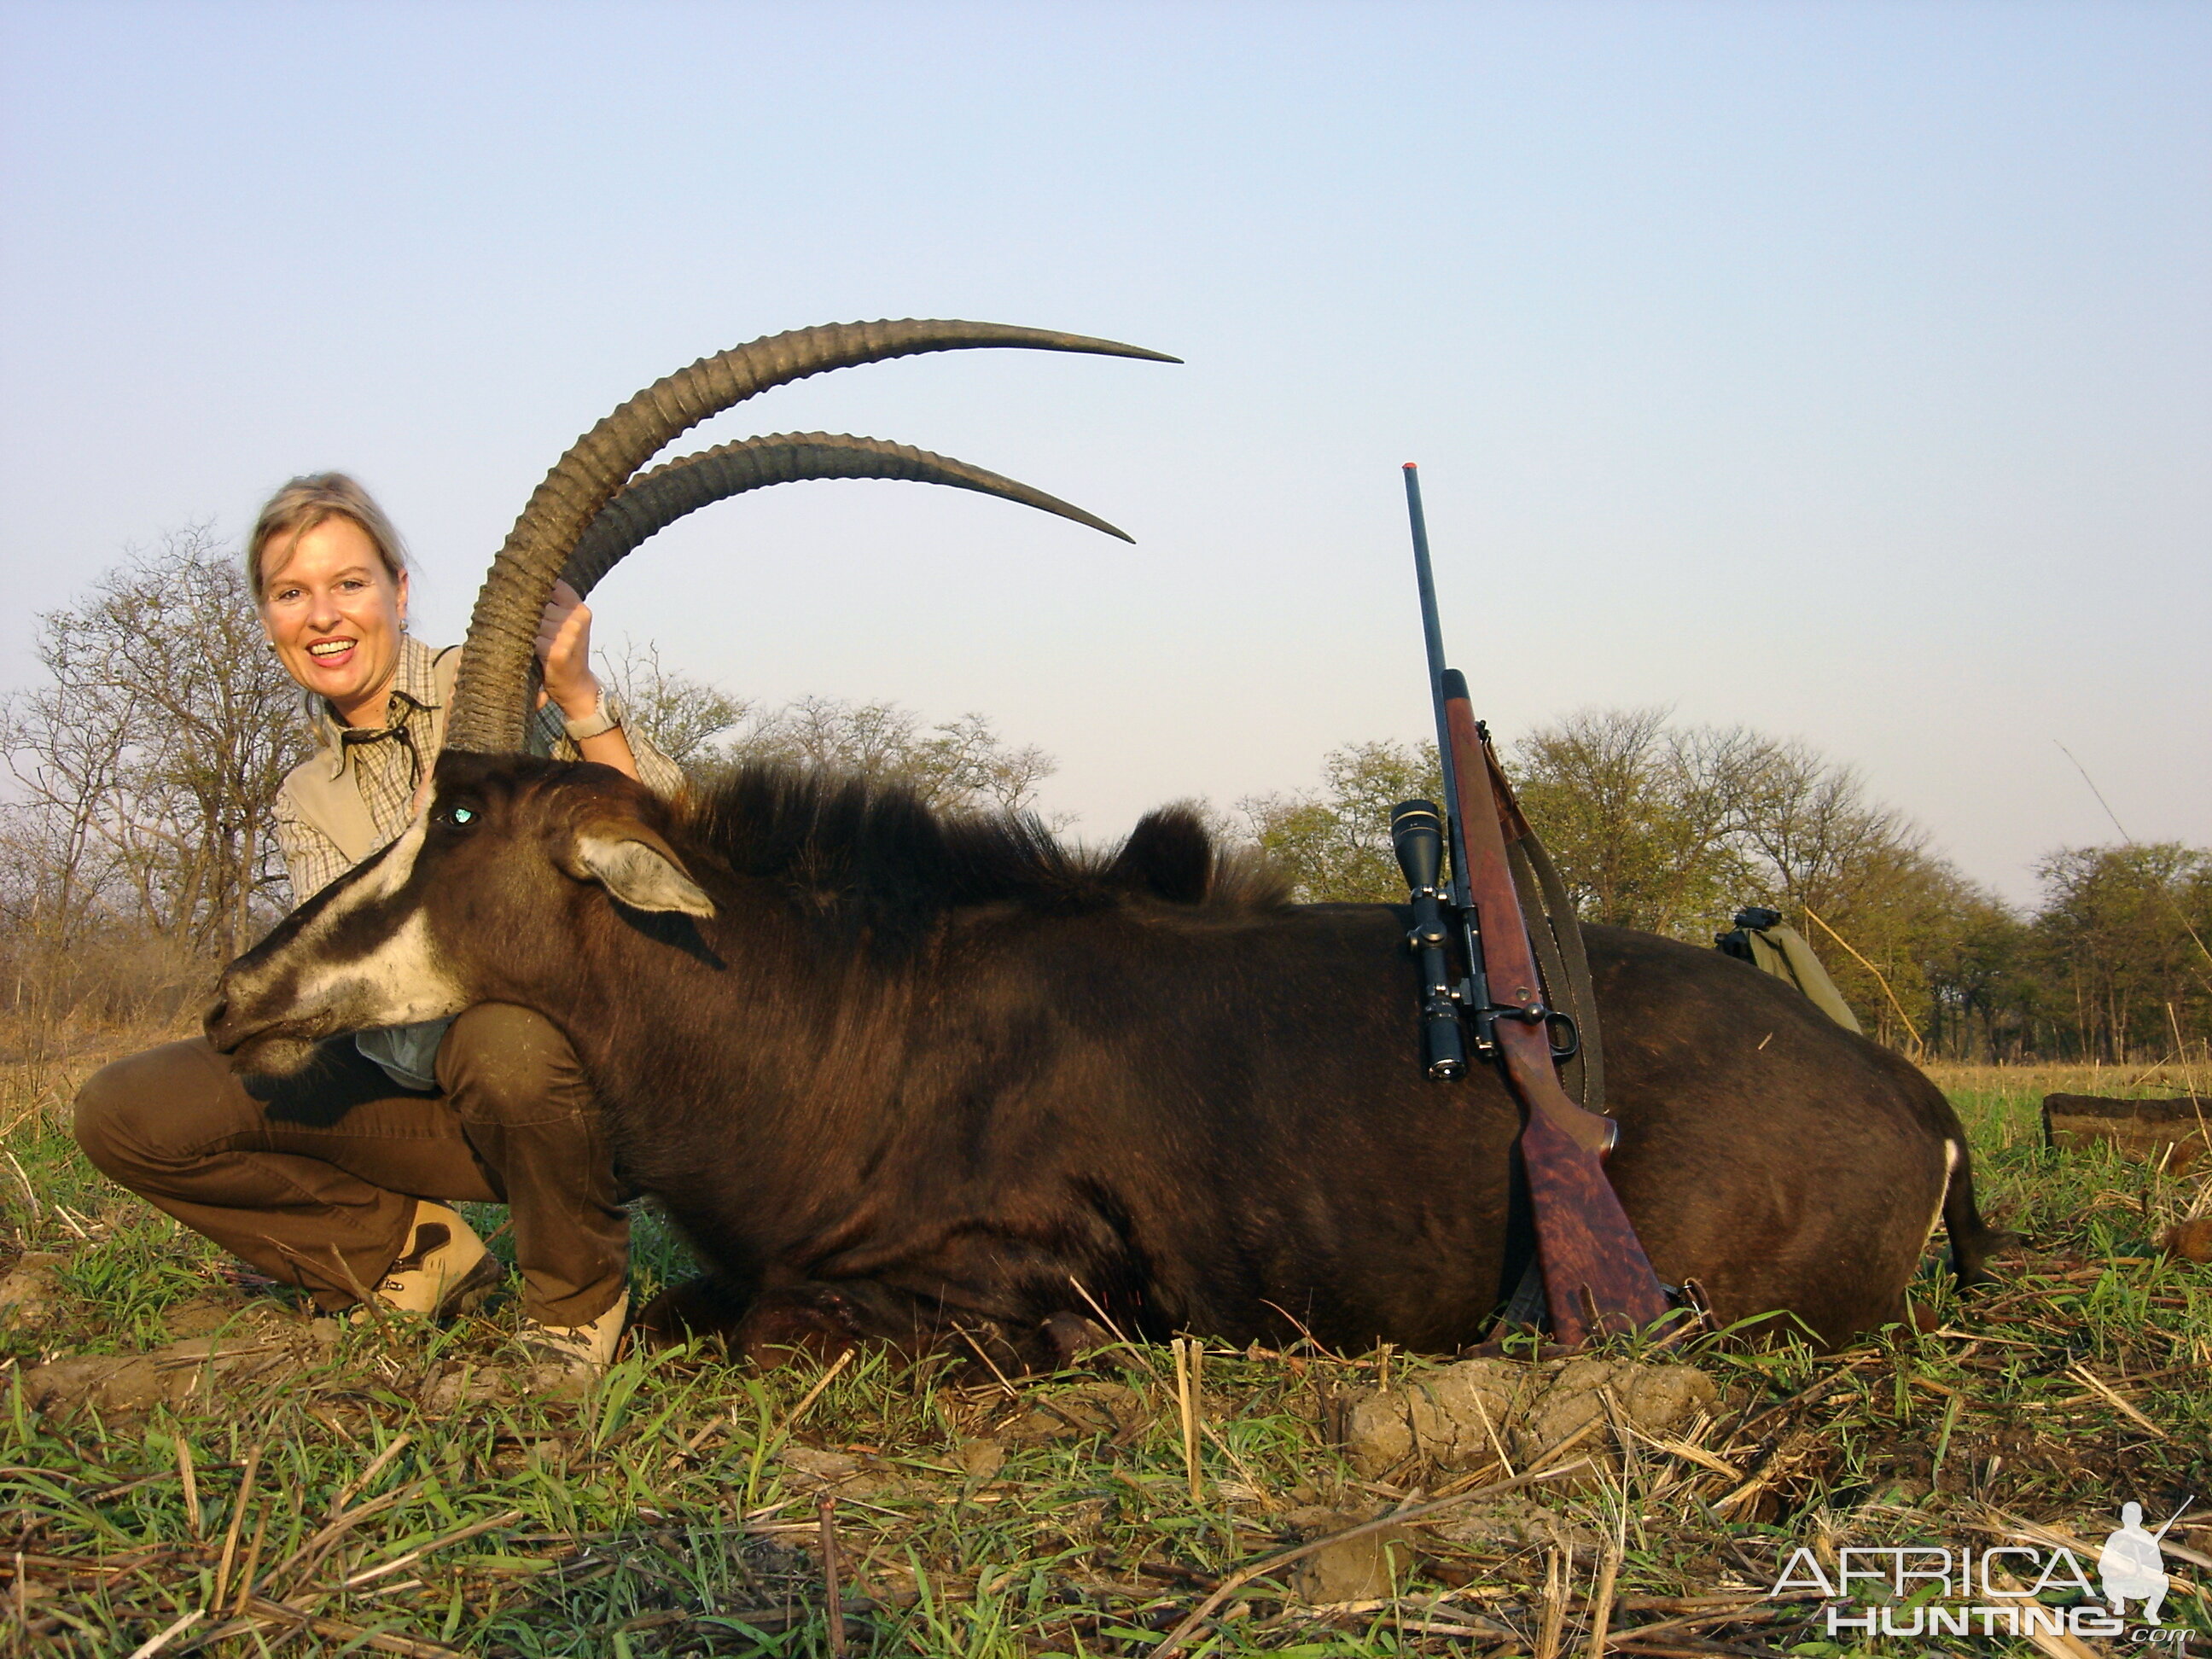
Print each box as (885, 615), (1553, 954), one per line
(272, 636), (684, 908)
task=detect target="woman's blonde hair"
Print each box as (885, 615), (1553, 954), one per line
(247, 473), (410, 602)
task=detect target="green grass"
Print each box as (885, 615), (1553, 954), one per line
(1, 1045), (2207, 1656)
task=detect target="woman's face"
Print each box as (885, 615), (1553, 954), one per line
(258, 516), (410, 727)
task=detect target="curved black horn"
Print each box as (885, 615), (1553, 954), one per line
(447, 319), (1179, 754)
(560, 431), (1131, 602)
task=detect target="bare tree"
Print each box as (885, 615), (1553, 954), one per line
(602, 639), (750, 769)
(3, 527), (306, 958)
(0, 626), (146, 946)
(729, 696), (1061, 817)
(741, 696), (928, 785)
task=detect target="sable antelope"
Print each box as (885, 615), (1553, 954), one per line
(206, 321), (2005, 1368)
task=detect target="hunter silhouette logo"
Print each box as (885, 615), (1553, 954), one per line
(2099, 1501), (2180, 1626)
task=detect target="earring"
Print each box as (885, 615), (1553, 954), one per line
(399, 617), (410, 633)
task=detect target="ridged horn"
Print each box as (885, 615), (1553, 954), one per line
(446, 319), (1179, 753)
(559, 431), (1131, 602)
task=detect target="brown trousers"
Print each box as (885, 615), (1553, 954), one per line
(73, 1005), (629, 1325)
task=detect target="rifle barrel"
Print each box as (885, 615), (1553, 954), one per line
(1401, 464), (1470, 909)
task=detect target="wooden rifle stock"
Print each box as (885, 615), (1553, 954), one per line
(1401, 463), (1669, 1346)
(1439, 679), (1672, 1343)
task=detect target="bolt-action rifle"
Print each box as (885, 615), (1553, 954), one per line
(1391, 463), (1671, 1346)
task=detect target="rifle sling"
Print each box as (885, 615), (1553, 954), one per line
(1491, 824), (1616, 1336)
(1481, 741), (1604, 1116)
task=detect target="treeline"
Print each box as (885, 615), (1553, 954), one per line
(6, 535), (2206, 1063)
(1240, 714), (2211, 1064)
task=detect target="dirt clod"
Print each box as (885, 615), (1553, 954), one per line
(20, 1324), (335, 1417)
(1435, 1494), (1604, 1554)
(1342, 1353), (1717, 1481)
(1005, 1380), (1146, 1445)
(160, 1296), (271, 1337)
(0, 1252), (67, 1326)
(777, 1442), (911, 1499)
(958, 1437), (1008, 1481)
(420, 1360), (515, 1411)
(1280, 1509), (1419, 1604)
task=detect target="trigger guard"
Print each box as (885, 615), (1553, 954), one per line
(1545, 1010), (1580, 1062)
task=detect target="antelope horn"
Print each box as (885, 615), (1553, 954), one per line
(447, 319), (1178, 753)
(560, 431), (1131, 602)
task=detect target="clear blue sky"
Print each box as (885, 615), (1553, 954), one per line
(3, 1), (2204, 903)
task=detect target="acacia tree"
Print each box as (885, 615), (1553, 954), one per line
(1696, 727), (1975, 1047)
(1512, 712), (2005, 1048)
(732, 696), (1058, 815)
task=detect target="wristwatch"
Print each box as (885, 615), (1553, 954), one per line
(563, 687), (623, 742)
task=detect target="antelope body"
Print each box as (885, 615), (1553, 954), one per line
(209, 749), (2004, 1364)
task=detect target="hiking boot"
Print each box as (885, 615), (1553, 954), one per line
(518, 1291), (629, 1388)
(352, 1201), (502, 1323)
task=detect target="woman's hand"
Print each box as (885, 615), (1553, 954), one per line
(529, 579), (644, 783)
(534, 579), (600, 719)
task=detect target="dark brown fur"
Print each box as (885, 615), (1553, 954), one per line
(212, 753), (2005, 1368)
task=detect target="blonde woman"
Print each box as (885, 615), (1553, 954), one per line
(75, 474), (680, 1382)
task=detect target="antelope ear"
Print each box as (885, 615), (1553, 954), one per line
(570, 830), (716, 917)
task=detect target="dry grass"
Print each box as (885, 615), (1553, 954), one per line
(1922, 1061), (2204, 1102)
(1, 1053), (2207, 1656)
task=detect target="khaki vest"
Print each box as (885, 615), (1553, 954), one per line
(276, 644), (462, 866)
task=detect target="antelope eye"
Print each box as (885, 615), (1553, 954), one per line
(438, 802), (480, 829)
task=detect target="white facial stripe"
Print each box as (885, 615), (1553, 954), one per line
(226, 812), (457, 1033)
(356, 811), (430, 900)
(284, 910), (467, 1030)
(277, 811), (429, 960)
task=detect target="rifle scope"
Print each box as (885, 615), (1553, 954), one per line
(1392, 800), (1468, 1080)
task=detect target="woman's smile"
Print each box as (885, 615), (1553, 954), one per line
(258, 516), (410, 727)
